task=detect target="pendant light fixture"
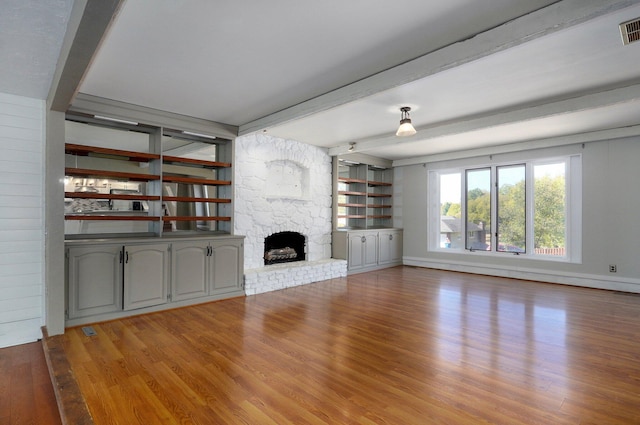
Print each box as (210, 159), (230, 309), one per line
(396, 106), (416, 137)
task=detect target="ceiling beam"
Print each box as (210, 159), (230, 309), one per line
(392, 124), (640, 167)
(239, 0), (637, 137)
(47, 0), (123, 112)
(70, 93), (238, 139)
(328, 81), (640, 156)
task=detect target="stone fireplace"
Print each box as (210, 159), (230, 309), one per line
(234, 133), (347, 295)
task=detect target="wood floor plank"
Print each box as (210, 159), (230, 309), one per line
(0, 341), (63, 425)
(52, 266), (640, 424)
(10, 362), (36, 425)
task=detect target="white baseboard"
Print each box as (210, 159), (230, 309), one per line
(403, 257), (640, 294)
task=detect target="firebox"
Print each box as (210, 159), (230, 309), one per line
(264, 231), (306, 265)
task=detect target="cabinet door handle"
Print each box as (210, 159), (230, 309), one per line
(119, 250), (123, 264)
(361, 236), (366, 243)
(125, 251), (129, 264)
(389, 234), (393, 241)
(207, 246), (212, 256)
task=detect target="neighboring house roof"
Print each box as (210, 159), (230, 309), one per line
(440, 216), (484, 233)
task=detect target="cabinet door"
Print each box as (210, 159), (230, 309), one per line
(123, 244), (169, 310)
(378, 230), (402, 265)
(347, 233), (366, 270)
(389, 230), (403, 263)
(171, 241), (210, 301)
(211, 240), (243, 294)
(363, 233), (379, 267)
(67, 245), (122, 318)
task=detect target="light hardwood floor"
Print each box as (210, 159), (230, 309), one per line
(53, 266), (640, 424)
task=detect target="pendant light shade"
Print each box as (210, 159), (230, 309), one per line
(396, 106), (416, 137)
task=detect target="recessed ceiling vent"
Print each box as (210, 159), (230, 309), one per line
(620, 18), (640, 45)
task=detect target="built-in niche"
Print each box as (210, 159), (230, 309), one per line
(266, 160), (310, 200)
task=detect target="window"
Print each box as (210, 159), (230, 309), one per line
(439, 173), (461, 249)
(466, 168), (491, 251)
(430, 155), (581, 262)
(497, 164), (525, 253)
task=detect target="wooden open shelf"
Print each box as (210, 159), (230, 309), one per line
(65, 192), (160, 201)
(338, 203), (367, 208)
(65, 168), (160, 182)
(339, 191), (367, 196)
(64, 215), (160, 221)
(368, 180), (392, 187)
(338, 177), (367, 184)
(162, 155), (231, 169)
(367, 204), (392, 208)
(65, 144), (160, 162)
(367, 193), (392, 198)
(337, 215), (367, 219)
(162, 175), (231, 186)
(163, 196), (231, 203)
(162, 216), (231, 222)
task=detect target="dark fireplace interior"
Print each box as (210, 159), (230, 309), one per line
(264, 231), (306, 265)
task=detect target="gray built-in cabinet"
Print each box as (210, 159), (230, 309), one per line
(333, 229), (403, 273)
(66, 236), (244, 326)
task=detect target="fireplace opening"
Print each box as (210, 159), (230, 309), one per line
(264, 231), (306, 265)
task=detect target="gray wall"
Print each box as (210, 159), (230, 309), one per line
(397, 137), (640, 292)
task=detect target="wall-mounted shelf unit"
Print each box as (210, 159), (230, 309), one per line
(333, 154), (394, 230)
(64, 116), (234, 237)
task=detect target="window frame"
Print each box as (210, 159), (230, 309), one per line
(428, 154), (581, 263)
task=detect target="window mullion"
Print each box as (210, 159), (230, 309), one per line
(490, 166), (497, 253)
(526, 163), (534, 255)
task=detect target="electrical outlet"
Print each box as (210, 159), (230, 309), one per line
(609, 264), (617, 273)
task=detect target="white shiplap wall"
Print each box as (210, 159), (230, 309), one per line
(0, 93), (44, 348)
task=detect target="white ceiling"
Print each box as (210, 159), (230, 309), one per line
(0, 0), (73, 99)
(5, 0), (640, 162)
